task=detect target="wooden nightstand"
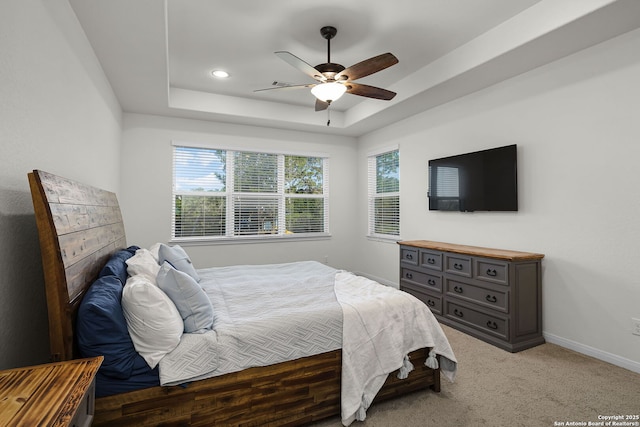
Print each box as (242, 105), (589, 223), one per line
(0, 356), (102, 427)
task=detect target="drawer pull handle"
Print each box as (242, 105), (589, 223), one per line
(454, 286), (463, 293)
(406, 253), (413, 260)
(485, 294), (497, 303)
(486, 321), (498, 330)
(454, 309), (464, 318)
(454, 263), (463, 270)
(427, 279), (436, 286)
(405, 272), (413, 280)
(427, 258), (435, 265)
(427, 300), (435, 307)
(486, 269), (497, 277)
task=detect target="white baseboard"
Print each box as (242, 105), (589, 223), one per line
(544, 332), (640, 374)
(354, 273), (640, 374)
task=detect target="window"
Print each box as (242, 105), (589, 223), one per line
(368, 148), (400, 238)
(172, 145), (329, 241)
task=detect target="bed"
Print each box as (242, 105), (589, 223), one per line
(28, 169), (456, 426)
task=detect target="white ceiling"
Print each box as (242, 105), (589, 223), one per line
(68, 0), (640, 136)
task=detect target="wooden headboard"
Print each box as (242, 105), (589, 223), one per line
(28, 170), (127, 362)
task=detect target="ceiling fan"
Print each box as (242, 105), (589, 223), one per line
(256, 26), (398, 112)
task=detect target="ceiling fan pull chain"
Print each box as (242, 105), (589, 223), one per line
(327, 107), (331, 126)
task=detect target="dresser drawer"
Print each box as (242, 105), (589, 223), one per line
(400, 247), (419, 266)
(401, 267), (442, 292)
(445, 254), (472, 278)
(401, 283), (442, 315)
(476, 258), (509, 285)
(445, 301), (508, 340)
(445, 278), (508, 313)
(419, 250), (442, 271)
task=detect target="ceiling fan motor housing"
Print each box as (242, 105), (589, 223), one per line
(315, 62), (345, 80)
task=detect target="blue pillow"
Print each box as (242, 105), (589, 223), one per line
(98, 246), (140, 286)
(77, 275), (151, 380)
(95, 367), (159, 398)
(157, 262), (214, 333)
(158, 244), (200, 282)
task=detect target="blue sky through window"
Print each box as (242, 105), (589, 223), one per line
(174, 146), (226, 192)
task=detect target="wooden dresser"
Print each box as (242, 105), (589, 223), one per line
(399, 240), (544, 352)
(0, 356), (102, 427)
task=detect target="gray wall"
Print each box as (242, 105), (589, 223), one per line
(0, 0), (122, 369)
(119, 113), (360, 272)
(356, 28), (640, 372)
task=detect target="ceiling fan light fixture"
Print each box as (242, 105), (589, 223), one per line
(311, 82), (347, 103)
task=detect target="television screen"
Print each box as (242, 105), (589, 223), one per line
(428, 144), (517, 212)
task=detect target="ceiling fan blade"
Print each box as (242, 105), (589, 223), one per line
(346, 82), (396, 100)
(254, 83), (315, 93)
(275, 51), (326, 82)
(336, 53), (398, 81)
(315, 99), (330, 111)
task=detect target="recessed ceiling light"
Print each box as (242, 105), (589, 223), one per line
(211, 70), (230, 78)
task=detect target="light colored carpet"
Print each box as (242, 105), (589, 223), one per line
(311, 325), (640, 426)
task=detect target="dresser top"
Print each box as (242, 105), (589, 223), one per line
(0, 356), (102, 427)
(399, 240), (544, 261)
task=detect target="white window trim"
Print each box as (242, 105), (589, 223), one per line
(367, 146), (400, 241)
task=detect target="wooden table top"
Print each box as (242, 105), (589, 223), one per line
(399, 240), (544, 261)
(0, 356), (102, 427)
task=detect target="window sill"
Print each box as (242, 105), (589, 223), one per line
(366, 235), (401, 244)
(171, 233), (332, 246)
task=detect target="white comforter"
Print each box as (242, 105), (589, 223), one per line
(335, 271), (457, 425)
(159, 261), (342, 385)
(158, 261), (457, 426)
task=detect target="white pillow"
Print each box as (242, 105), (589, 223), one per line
(148, 242), (162, 263)
(126, 249), (161, 283)
(157, 262), (214, 333)
(158, 244), (200, 282)
(121, 274), (184, 368)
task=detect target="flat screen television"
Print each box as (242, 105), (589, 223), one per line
(428, 144), (517, 212)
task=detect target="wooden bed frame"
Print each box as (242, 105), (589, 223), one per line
(28, 169), (441, 426)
